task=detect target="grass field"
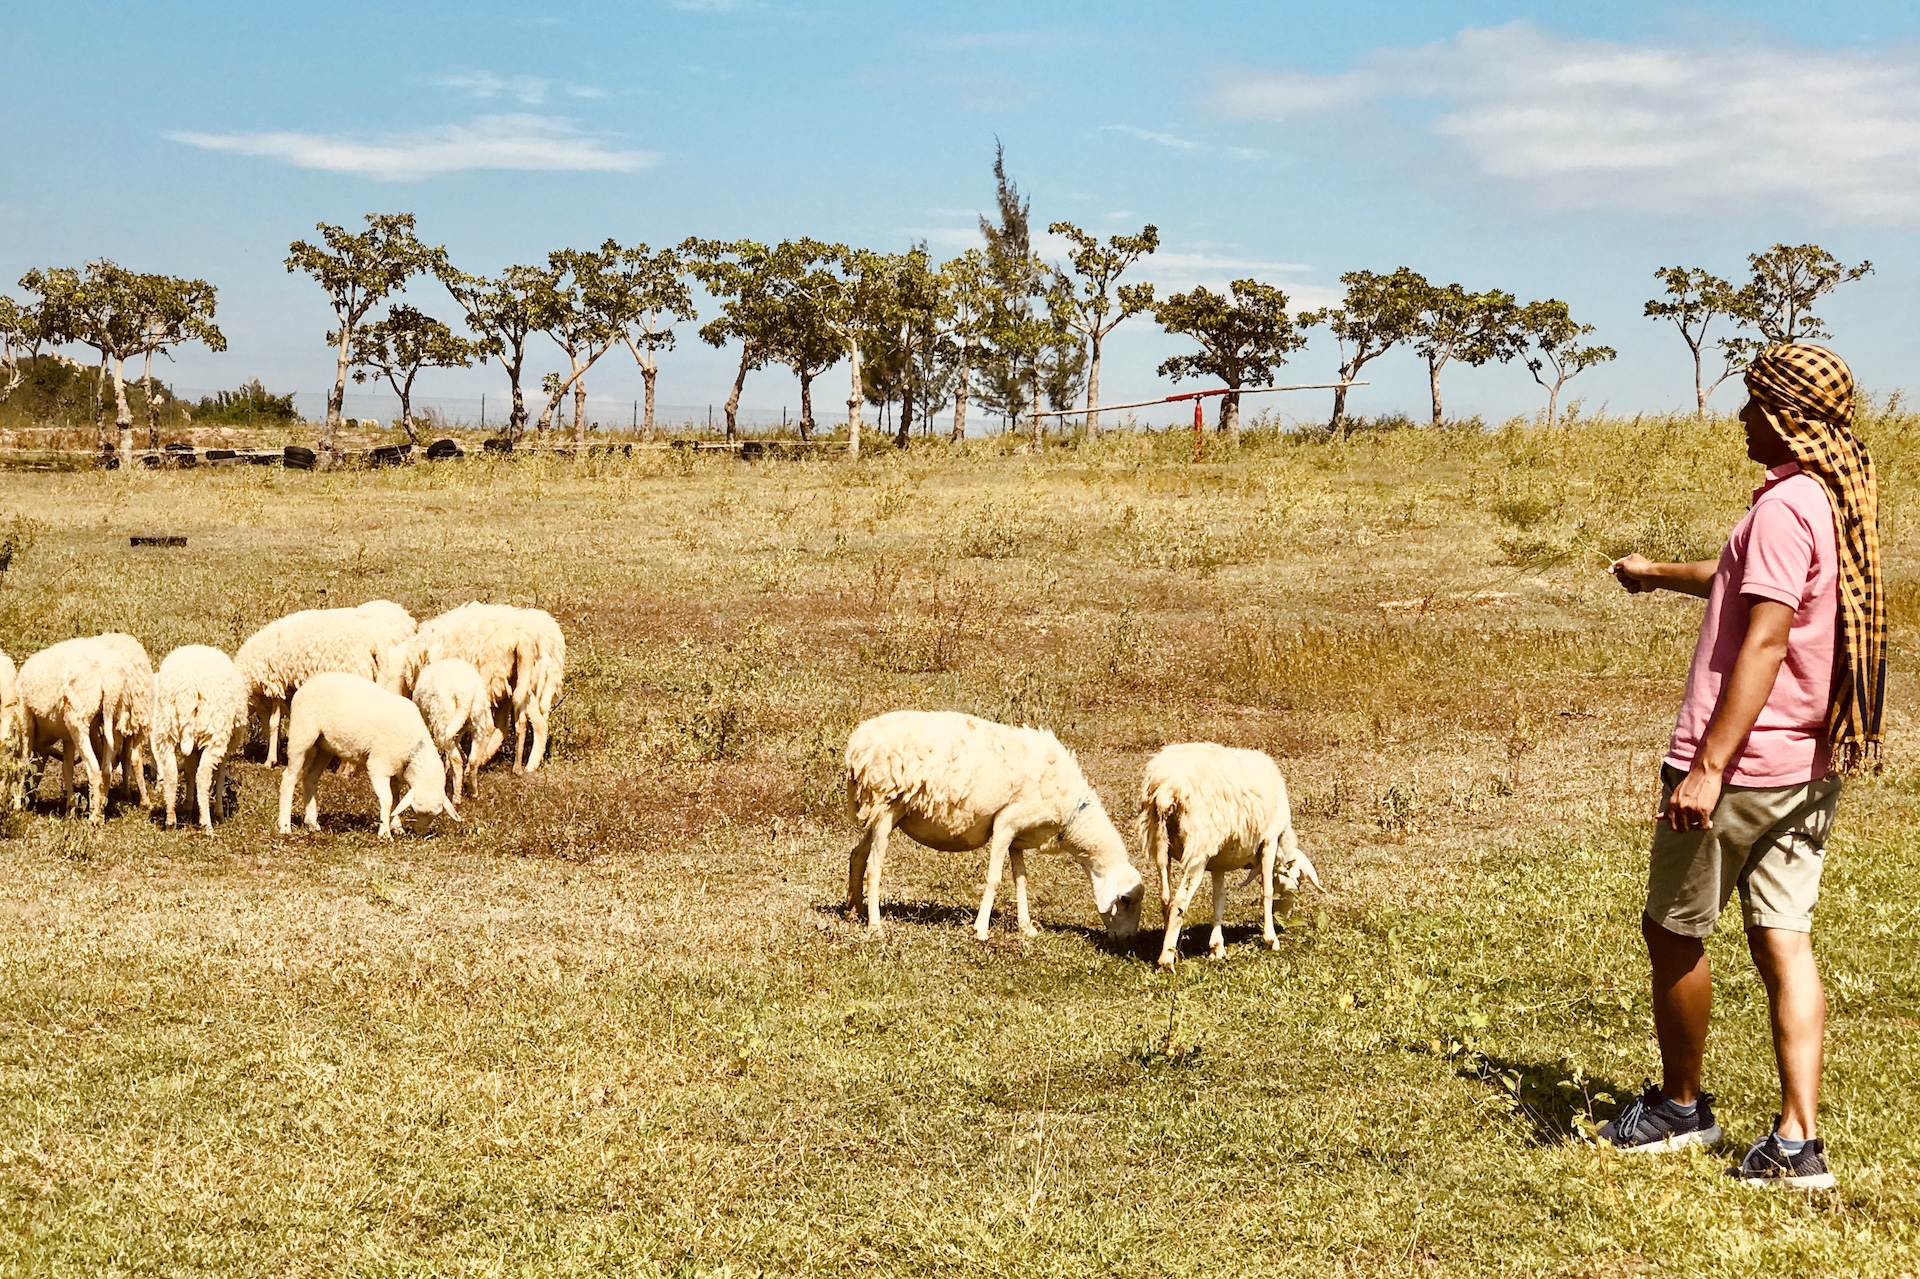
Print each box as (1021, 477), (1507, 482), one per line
(0, 415), (1916, 1277)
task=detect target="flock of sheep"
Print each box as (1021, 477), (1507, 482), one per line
(0, 603), (1317, 967)
(0, 598), (565, 839)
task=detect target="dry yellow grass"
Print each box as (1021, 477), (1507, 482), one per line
(0, 415), (1915, 1276)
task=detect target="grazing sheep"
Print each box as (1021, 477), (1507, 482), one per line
(383, 603), (564, 774)
(349, 599), (417, 650)
(844, 710), (1145, 941)
(18, 635), (137, 821)
(411, 658), (492, 799)
(1138, 742), (1322, 968)
(279, 671), (459, 838)
(236, 609), (391, 765)
(0, 649), (25, 808)
(152, 645), (249, 829)
(93, 633), (154, 806)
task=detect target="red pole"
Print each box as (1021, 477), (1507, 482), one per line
(1193, 397), (1204, 462)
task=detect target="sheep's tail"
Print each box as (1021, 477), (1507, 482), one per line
(1137, 784), (1176, 908)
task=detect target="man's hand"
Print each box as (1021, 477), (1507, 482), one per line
(1611, 554), (1656, 593)
(1659, 763), (1724, 832)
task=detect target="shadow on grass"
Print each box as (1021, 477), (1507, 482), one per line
(1459, 1051), (1634, 1146)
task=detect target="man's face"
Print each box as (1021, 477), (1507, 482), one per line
(1741, 399), (1792, 466)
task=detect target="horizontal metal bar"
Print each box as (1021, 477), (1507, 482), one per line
(1029, 381), (1369, 418)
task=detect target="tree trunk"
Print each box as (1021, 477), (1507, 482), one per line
(1547, 377), (1562, 428)
(142, 349), (159, 451)
(1428, 355), (1445, 425)
(573, 374), (588, 449)
(506, 352), (527, 441)
(399, 384), (416, 444)
(1691, 340), (1707, 419)
(642, 361), (658, 435)
(110, 355), (134, 466)
(1029, 373), (1042, 450)
(1219, 388), (1241, 442)
(94, 357), (109, 452)
(845, 344), (863, 460)
(798, 369), (814, 442)
(895, 382), (914, 450)
(951, 350), (970, 442)
(725, 348), (749, 443)
(1084, 329), (1103, 436)
(323, 319), (352, 470)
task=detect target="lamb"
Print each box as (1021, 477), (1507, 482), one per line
(17, 635), (146, 821)
(1137, 742), (1322, 969)
(236, 608), (394, 765)
(383, 603), (565, 775)
(93, 633), (154, 806)
(411, 658), (492, 799)
(152, 645), (249, 829)
(278, 671), (459, 838)
(844, 710), (1145, 941)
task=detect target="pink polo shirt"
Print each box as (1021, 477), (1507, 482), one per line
(1666, 463), (1839, 787)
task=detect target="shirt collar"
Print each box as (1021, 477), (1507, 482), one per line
(1754, 460), (1802, 503)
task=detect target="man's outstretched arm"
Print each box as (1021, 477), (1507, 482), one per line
(1610, 554), (1718, 599)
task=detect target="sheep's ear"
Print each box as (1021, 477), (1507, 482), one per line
(443, 795), (462, 823)
(1296, 850), (1323, 892)
(393, 789), (416, 817)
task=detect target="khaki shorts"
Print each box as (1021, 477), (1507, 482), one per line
(1645, 764), (1842, 937)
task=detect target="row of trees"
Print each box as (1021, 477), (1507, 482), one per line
(0, 152), (1875, 465)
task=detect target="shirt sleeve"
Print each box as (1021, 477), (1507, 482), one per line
(1738, 494), (1816, 611)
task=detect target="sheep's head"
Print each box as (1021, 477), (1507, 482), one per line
(1073, 798), (1146, 940)
(396, 740), (461, 827)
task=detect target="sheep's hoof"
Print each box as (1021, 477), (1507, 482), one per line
(1208, 942), (1226, 960)
(971, 926), (992, 943)
(1019, 924), (1039, 939)
(1264, 936), (1281, 951)
(1156, 953), (1178, 971)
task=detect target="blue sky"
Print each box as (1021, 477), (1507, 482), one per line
(5, 1), (1919, 426)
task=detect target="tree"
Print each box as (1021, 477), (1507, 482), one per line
(1409, 281), (1524, 424)
(683, 238), (795, 443)
(1300, 267), (1424, 433)
(0, 293), (47, 402)
(975, 142), (1059, 445)
(131, 274), (224, 450)
(757, 240), (843, 442)
(939, 249), (995, 441)
(20, 261), (164, 461)
(1518, 300), (1615, 427)
(1048, 220), (1158, 435)
(349, 305), (479, 443)
(1643, 267), (1751, 418)
(1154, 280), (1307, 441)
(613, 243), (696, 435)
(439, 263), (555, 443)
(864, 247), (941, 450)
(286, 213), (445, 468)
(533, 241), (631, 446)
(1743, 243), (1872, 346)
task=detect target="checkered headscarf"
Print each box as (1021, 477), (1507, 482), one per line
(1745, 343), (1884, 776)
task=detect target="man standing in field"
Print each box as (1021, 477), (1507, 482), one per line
(1601, 344), (1884, 1190)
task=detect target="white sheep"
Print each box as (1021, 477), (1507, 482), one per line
(383, 603), (564, 774)
(0, 648), (25, 808)
(1138, 742), (1322, 968)
(349, 599), (417, 650)
(236, 608), (392, 765)
(93, 632), (154, 807)
(278, 671), (459, 838)
(844, 710), (1145, 941)
(18, 635), (143, 821)
(411, 658), (492, 799)
(152, 645), (249, 829)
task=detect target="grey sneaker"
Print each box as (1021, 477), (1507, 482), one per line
(1596, 1081), (1723, 1153)
(1726, 1128), (1835, 1190)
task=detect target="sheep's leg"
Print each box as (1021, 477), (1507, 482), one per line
(371, 771), (396, 839)
(481, 702), (509, 768)
(1208, 868), (1227, 959)
(513, 704), (531, 776)
(278, 741), (304, 834)
(194, 749), (218, 831)
(130, 738), (151, 807)
(71, 724), (105, 825)
(1260, 840), (1281, 950)
(161, 747), (179, 828)
(972, 825), (1020, 943)
(1157, 858), (1210, 969)
(1009, 848), (1037, 938)
(300, 751), (332, 831)
(266, 701), (282, 767)
(862, 807), (895, 934)
(846, 827), (873, 919)
(59, 729), (75, 812)
(445, 748), (464, 804)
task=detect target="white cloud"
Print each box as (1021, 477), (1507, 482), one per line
(1102, 124), (1203, 151)
(1212, 23), (1920, 224)
(165, 114), (657, 180)
(434, 72), (549, 105)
